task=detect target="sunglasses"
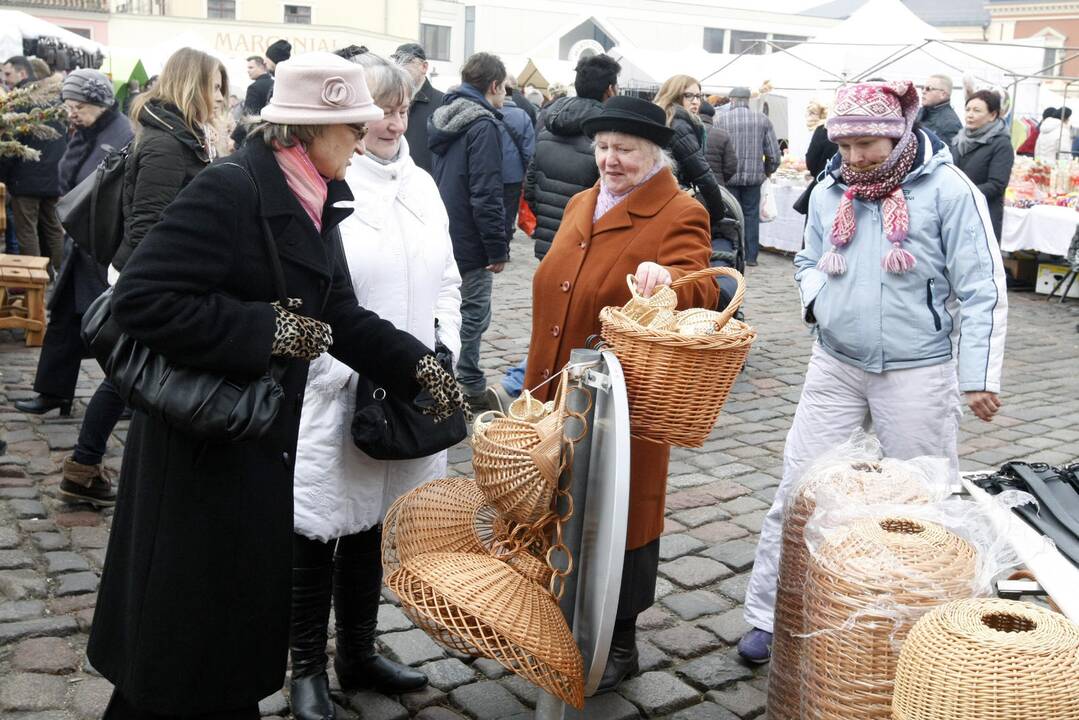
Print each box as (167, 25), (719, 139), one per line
(682, 92), (704, 101)
(923, 86), (945, 93)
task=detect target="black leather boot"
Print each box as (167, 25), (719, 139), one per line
(289, 565), (336, 720)
(14, 394), (72, 416)
(333, 544), (428, 695)
(595, 624), (640, 694)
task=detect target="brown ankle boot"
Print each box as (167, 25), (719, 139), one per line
(60, 457), (117, 507)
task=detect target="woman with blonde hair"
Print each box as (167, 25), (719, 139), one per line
(804, 99), (837, 179)
(654, 74), (739, 306)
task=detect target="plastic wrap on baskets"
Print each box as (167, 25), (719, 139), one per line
(892, 598), (1079, 720)
(798, 499), (1024, 720)
(766, 432), (952, 720)
(387, 552), (584, 708)
(599, 267), (755, 447)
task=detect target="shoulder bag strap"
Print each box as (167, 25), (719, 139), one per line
(222, 161), (288, 304)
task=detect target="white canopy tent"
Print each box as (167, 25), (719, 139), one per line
(0, 10), (106, 66)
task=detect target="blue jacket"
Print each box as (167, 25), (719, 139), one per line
(797, 130), (1007, 393)
(498, 98), (536, 185)
(428, 84), (508, 274)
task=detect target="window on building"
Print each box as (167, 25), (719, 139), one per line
(63, 27), (93, 39)
(420, 24), (451, 61)
(703, 28), (727, 54)
(730, 30), (767, 55)
(207, 0), (235, 19)
(284, 5), (311, 24)
(771, 33), (806, 47)
(465, 7), (475, 58)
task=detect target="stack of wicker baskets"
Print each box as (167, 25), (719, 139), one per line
(802, 517), (979, 720)
(892, 598), (1079, 720)
(767, 461), (939, 720)
(598, 267), (755, 448)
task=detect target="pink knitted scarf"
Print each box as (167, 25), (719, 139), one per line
(273, 142), (328, 233)
(819, 132), (919, 276)
(594, 162), (664, 223)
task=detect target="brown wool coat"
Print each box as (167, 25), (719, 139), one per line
(524, 168), (718, 550)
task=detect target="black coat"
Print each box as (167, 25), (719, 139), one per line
(86, 138), (431, 715)
(523, 96), (603, 259)
(113, 102), (212, 270)
(952, 128), (1015, 241)
(404, 77), (444, 173)
(0, 80), (66, 198)
(918, 102), (962, 147)
(805, 124), (837, 179)
(510, 87), (537, 127)
(704, 125), (738, 186)
(52, 109), (134, 314)
(428, 85), (507, 274)
(244, 72), (274, 115)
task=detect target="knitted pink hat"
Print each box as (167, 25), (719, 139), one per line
(826, 81), (920, 141)
(260, 51), (383, 125)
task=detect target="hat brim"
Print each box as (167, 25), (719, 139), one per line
(580, 113), (674, 148)
(259, 104), (384, 125)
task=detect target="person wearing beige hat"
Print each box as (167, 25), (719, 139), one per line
(86, 52), (467, 720)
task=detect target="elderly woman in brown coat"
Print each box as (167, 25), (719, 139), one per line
(523, 95), (717, 693)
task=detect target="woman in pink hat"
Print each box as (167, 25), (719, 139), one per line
(87, 52), (467, 719)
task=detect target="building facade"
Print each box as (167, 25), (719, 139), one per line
(988, 1), (1079, 78)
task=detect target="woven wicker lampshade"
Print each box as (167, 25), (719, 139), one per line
(892, 599), (1079, 720)
(768, 462), (937, 720)
(471, 412), (562, 525)
(803, 517), (979, 720)
(387, 552), (584, 708)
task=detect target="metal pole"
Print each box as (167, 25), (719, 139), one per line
(535, 348), (602, 720)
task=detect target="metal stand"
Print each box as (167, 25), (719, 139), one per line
(535, 349), (632, 719)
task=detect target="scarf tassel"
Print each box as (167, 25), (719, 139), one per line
(817, 247), (847, 275)
(882, 243), (917, 274)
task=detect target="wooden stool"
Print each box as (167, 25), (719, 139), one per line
(0, 253), (50, 346)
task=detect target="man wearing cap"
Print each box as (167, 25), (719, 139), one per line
(713, 86), (780, 267)
(392, 42), (444, 172)
(428, 52), (510, 411)
(738, 80), (1007, 664)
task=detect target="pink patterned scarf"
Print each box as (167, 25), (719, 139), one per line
(819, 132), (919, 276)
(594, 162), (664, 223)
(273, 142), (328, 233)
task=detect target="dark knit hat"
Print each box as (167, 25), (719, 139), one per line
(392, 43), (427, 62)
(266, 39), (292, 64)
(698, 99), (715, 119)
(61, 69), (115, 107)
(580, 95), (674, 147)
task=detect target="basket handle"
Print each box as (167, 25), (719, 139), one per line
(671, 266), (746, 329)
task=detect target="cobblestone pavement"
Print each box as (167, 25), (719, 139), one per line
(1, 237), (1077, 720)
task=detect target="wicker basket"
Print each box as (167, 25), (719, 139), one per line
(892, 598), (1079, 720)
(381, 477), (500, 575)
(803, 517), (979, 720)
(599, 267), (755, 447)
(471, 403), (563, 525)
(768, 462), (936, 720)
(387, 551), (584, 708)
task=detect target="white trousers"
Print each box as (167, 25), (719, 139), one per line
(743, 344), (961, 633)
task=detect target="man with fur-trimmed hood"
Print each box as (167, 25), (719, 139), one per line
(428, 52), (508, 411)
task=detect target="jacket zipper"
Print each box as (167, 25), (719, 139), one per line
(926, 279), (942, 332)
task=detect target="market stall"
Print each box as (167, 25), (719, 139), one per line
(0, 10), (104, 71)
(1001, 157), (1079, 256)
(760, 156), (810, 254)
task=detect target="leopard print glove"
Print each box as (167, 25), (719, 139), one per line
(271, 300), (332, 361)
(414, 354), (469, 422)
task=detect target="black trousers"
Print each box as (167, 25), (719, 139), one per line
(32, 277), (87, 400)
(103, 691), (258, 720)
(72, 378), (126, 466)
(503, 182), (522, 242)
(615, 538), (660, 621)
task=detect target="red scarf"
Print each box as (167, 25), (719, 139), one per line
(819, 133), (919, 276)
(273, 142), (328, 233)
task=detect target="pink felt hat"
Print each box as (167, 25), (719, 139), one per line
(260, 51), (383, 125)
(827, 81), (920, 141)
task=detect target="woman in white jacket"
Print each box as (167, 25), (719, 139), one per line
(288, 51), (462, 720)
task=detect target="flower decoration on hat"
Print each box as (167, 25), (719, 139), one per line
(321, 76), (356, 108)
(82, 78), (113, 105)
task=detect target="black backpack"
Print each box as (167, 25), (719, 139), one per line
(57, 142), (131, 266)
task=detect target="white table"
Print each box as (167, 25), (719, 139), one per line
(759, 183), (807, 254)
(1001, 204), (1077, 256)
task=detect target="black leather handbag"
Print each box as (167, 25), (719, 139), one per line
(350, 334), (466, 460)
(56, 142), (130, 265)
(80, 163), (289, 443)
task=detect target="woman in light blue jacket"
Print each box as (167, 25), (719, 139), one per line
(738, 80), (1008, 664)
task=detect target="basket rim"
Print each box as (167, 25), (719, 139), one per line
(600, 306), (756, 349)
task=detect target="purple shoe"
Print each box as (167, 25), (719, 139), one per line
(737, 628), (773, 664)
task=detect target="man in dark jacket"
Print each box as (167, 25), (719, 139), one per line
(393, 42), (444, 172)
(1, 55), (67, 272)
(231, 56), (274, 147)
(429, 52), (508, 410)
(917, 74), (961, 145)
(524, 53), (620, 259)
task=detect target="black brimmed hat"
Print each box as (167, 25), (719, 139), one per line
(580, 95), (674, 148)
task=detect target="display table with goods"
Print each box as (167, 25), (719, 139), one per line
(1003, 158), (1079, 256)
(384, 269), (756, 713)
(765, 434), (1079, 720)
(760, 156), (810, 255)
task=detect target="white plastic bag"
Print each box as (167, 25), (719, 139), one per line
(760, 178), (778, 223)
